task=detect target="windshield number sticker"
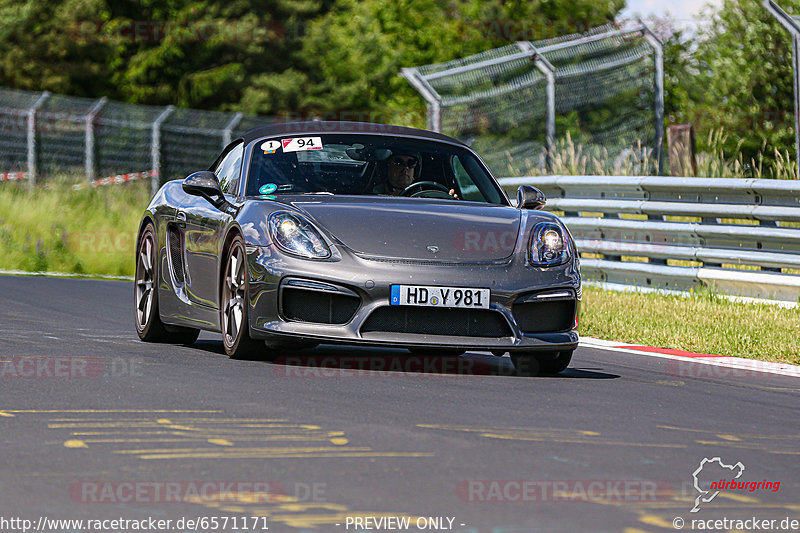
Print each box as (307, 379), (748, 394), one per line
(282, 137), (322, 152)
(261, 140), (282, 154)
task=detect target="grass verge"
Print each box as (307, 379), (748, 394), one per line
(581, 286), (800, 365)
(0, 179), (149, 277)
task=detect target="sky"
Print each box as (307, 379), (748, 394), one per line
(620, 0), (724, 27)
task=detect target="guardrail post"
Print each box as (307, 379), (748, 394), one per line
(641, 23), (665, 176)
(26, 91), (49, 190)
(222, 112), (243, 147)
(151, 105), (174, 195)
(84, 97), (107, 182)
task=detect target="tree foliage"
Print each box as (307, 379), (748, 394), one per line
(675, 0), (799, 162)
(0, 0), (623, 122)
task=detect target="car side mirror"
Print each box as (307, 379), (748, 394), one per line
(517, 185), (546, 210)
(182, 171), (226, 208)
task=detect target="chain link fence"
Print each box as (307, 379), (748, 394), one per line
(0, 87), (277, 191)
(401, 22), (664, 177)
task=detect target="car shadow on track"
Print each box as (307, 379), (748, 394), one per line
(189, 339), (618, 379)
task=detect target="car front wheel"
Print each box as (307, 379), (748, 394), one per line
(220, 235), (262, 359)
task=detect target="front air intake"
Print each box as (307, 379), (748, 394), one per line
(512, 299), (575, 333)
(281, 287), (360, 325)
(361, 307), (513, 338)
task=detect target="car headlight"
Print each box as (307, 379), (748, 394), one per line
(529, 222), (569, 266)
(268, 212), (331, 259)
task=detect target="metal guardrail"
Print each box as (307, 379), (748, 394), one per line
(499, 175), (800, 304)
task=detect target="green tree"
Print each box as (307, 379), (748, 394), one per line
(686, 0), (798, 165)
(299, 0), (625, 127)
(0, 0), (114, 96)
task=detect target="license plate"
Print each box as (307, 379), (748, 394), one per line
(390, 285), (490, 309)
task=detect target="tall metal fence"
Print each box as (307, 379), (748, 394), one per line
(763, 0), (800, 179)
(0, 87), (276, 191)
(402, 22), (664, 178)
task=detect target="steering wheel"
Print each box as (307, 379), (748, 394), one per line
(400, 181), (452, 198)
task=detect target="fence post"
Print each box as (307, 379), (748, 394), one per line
(151, 105), (174, 195)
(84, 97), (107, 182)
(519, 42), (557, 173)
(400, 68), (443, 132)
(26, 91), (49, 189)
(222, 112), (243, 147)
(641, 23), (665, 176)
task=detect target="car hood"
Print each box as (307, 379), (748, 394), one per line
(279, 195), (522, 262)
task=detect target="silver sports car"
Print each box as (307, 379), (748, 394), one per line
(134, 122), (581, 376)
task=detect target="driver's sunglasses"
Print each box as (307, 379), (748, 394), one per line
(391, 158), (418, 169)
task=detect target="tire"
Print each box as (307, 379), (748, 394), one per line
(220, 234), (263, 360)
(537, 350), (573, 375)
(510, 350), (572, 377)
(408, 348), (466, 356)
(134, 222), (199, 345)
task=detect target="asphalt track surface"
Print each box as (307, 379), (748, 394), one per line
(1, 275), (798, 533)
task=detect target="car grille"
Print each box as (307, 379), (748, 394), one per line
(512, 299), (575, 333)
(167, 226), (184, 285)
(361, 306), (512, 338)
(281, 287), (360, 325)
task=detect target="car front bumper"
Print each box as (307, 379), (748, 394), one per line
(246, 245), (581, 352)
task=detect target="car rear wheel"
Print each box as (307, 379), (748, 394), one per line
(511, 350), (572, 377)
(134, 223), (199, 344)
(221, 235), (263, 359)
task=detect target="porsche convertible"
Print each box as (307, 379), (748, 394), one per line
(134, 122), (580, 376)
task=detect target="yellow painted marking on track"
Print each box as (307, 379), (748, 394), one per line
(478, 432), (685, 448)
(658, 425), (800, 440)
(1, 410), (221, 414)
(716, 434), (741, 441)
(208, 439), (233, 446)
(638, 515), (675, 528)
(330, 437), (348, 445)
(656, 380), (685, 386)
(624, 529), (652, 533)
(156, 419), (172, 424)
(715, 492), (760, 503)
(0, 411), (14, 417)
(166, 424), (201, 431)
(133, 451), (434, 460)
(418, 423), (681, 447)
(63, 439), (88, 448)
(114, 445), (365, 455)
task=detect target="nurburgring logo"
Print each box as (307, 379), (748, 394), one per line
(690, 457), (781, 513)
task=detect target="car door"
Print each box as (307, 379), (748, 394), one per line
(180, 142), (243, 310)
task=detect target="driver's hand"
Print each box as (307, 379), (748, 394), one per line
(448, 189), (460, 200)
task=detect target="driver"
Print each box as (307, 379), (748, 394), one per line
(385, 154), (418, 195)
(377, 154), (458, 198)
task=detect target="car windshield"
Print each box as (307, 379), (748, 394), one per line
(245, 134), (506, 204)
